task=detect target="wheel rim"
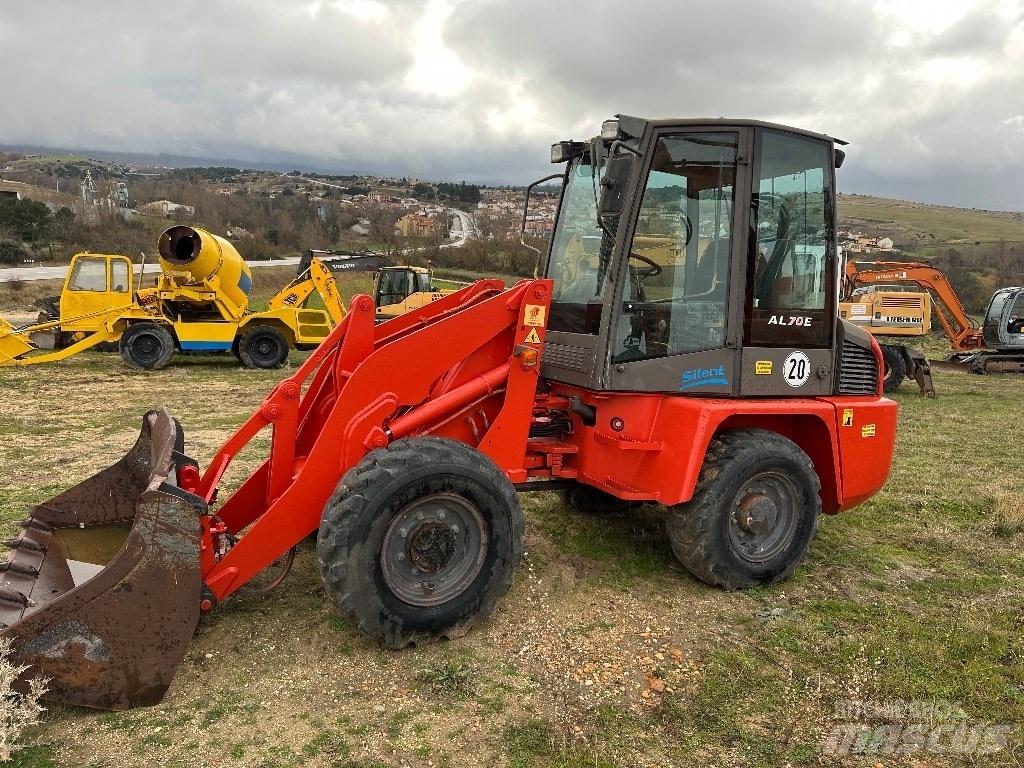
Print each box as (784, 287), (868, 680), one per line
(132, 332), (163, 365)
(250, 335), (280, 364)
(380, 493), (488, 607)
(727, 470), (800, 564)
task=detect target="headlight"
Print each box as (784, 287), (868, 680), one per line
(550, 141), (574, 163)
(600, 119), (620, 141)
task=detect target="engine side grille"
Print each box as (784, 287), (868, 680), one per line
(543, 343), (592, 373)
(838, 340), (879, 395)
(879, 295), (924, 309)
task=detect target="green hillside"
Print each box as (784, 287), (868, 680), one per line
(839, 194), (1024, 248)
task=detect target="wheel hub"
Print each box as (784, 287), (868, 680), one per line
(380, 493), (488, 607)
(735, 494), (778, 535)
(728, 471), (799, 564)
(407, 521), (457, 573)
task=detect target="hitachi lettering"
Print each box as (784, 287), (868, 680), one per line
(680, 366), (728, 390)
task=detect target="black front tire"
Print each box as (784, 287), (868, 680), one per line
(317, 437), (524, 648)
(237, 325), (289, 369)
(120, 323), (175, 370)
(880, 345), (907, 393)
(666, 429), (820, 590)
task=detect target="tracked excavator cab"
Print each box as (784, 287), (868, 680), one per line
(982, 287), (1024, 351)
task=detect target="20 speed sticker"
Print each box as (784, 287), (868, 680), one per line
(783, 351), (810, 388)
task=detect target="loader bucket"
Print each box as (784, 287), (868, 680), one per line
(0, 409), (204, 710)
(0, 317), (34, 364)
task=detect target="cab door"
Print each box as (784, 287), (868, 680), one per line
(739, 128), (838, 396)
(60, 255), (134, 332)
(606, 128), (749, 393)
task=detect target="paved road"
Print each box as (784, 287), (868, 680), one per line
(448, 208), (479, 242)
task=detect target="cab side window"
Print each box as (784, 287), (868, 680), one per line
(69, 257), (108, 292)
(746, 130), (834, 347)
(111, 260), (130, 293)
(612, 132), (737, 362)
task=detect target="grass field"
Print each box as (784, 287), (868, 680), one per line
(0, 347), (1020, 767)
(838, 194), (1024, 247)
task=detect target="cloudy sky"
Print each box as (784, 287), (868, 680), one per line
(1, 0), (1022, 209)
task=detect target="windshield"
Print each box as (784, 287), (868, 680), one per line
(377, 270), (413, 306)
(546, 158), (608, 334)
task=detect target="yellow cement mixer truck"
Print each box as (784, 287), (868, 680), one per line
(0, 226), (351, 370)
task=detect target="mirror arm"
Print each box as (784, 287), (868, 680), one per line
(520, 172), (564, 278)
(609, 139), (641, 157)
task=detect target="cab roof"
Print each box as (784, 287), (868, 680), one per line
(617, 115), (848, 146)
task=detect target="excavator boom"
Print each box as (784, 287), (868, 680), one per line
(844, 260), (983, 351)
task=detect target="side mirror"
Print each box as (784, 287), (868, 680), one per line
(598, 153), (634, 217)
(834, 148), (846, 169)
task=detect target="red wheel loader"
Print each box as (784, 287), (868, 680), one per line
(0, 116), (897, 710)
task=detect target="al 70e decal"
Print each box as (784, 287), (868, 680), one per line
(767, 314), (813, 326)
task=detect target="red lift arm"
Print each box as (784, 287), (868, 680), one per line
(186, 278), (553, 605)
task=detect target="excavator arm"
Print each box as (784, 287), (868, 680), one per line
(267, 258), (352, 323)
(845, 260), (983, 351)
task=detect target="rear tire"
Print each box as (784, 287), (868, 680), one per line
(666, 429), (820, 590)
(317, 437), (523, 648)
(120, 323), (175, 370)
(237, 325), (289, 369)
(880, 344), (907, 393)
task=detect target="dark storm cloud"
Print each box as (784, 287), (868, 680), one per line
(1, 0), (1022, 208)
(444, 0), (1024, 209)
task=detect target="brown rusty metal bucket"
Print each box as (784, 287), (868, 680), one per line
(0, 409), (204, 710)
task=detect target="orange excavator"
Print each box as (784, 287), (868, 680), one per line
(842, 260), (1024, 380)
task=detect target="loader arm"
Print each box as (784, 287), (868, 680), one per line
(845, 261), (982, 351)
(0, 303), (136, 366)
(191, 278), (552, 604)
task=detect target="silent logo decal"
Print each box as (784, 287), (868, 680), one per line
(681, 366), (728, 390)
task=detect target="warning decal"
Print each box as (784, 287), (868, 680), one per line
(842, 408), (854, 427)
(524, 304), (547, 327)
(524, 328), (541, 344)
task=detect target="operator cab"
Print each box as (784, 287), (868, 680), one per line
(532, 116), (852, 397)
(982, 287), (1024, 350)
(376, 267), (433, 308)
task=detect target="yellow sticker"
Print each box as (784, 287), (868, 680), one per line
(842, 408), (854, 427)
(755, 360), (773, 375)
(524, 328), (541, 344)
(861, 423), (876, 438)
(524, 304), (547, 327)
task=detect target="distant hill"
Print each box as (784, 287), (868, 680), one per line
(0, 179), (77, 208)
(838, 193), (1024, 251)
